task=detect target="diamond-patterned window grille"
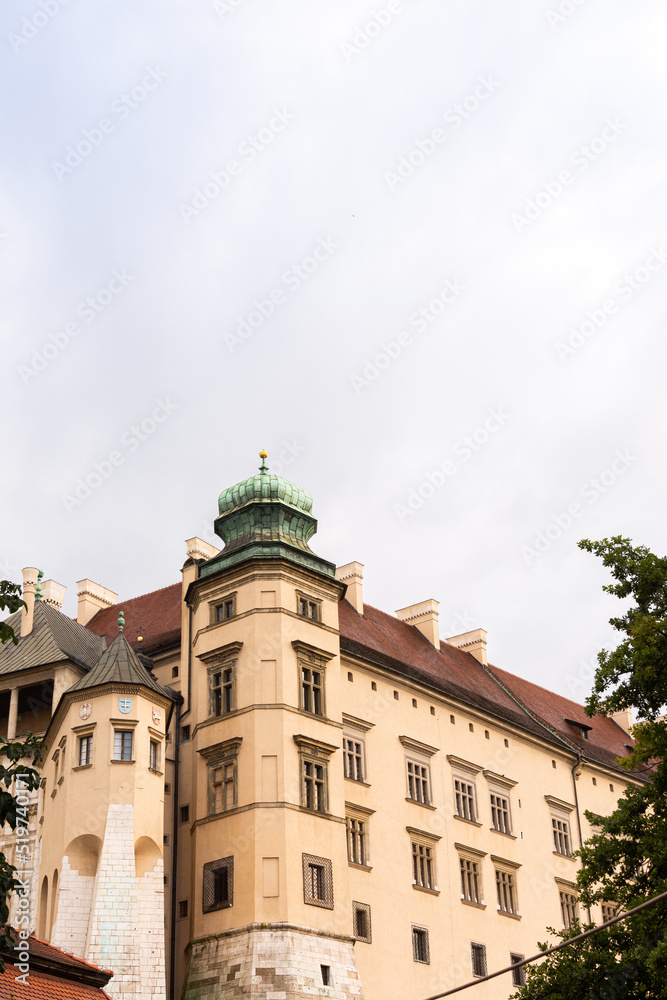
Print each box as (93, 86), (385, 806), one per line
(302, 853), (333, 909)
(203, 856), (234, 913)
(353, 901), (372, 943)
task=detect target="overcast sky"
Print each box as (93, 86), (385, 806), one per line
(3, 0), (665, 708)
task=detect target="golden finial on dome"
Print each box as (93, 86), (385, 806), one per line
(259, 449), (269, 473)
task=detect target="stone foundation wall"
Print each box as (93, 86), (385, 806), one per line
(183, 923), (364, 999)
(50, 856), (94, 956)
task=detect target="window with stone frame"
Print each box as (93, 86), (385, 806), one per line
(302, 853), (333, 909)
(353, 901), (372, 943)
(494, 858), (520, 916)
(200, 738), (242, 816)
(149, 739), (161, 772)
(294, 734), (337, 814)
(293, 641), (333, 718)
(510, 954), (526, 987)
(412, 926), (429, 964)
(342, 714), (373, 784)
(78, 733), (93, 767)
(409, 827), (441, 892)
(202, 856), (233, 912)
(213, 594), (236, 623)
(457, 844), (486, 905)
(471, 942), (487, 978)
(546, 796), (576, 857)
(113, 730), (133, 761)
(484, 768), (516, 836)
(448, 756), (482, 824)
(560, 888), (579, 929)
(601, 902), (618, 923)
(296, 591), (321, 621)
(346, 804), (373, 867)
(199, 642), (243, 720)
(401, 736), (438, 807)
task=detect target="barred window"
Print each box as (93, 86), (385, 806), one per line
(202, 856), (233, 912)
(347, 817), (367, 865)
(471, 942), (487, 978)
(490, 793), (511, 834)
(560, 890), (579, 929)
(178, 900), (188, 919)
(113, 730), (133, 761)
(495, 869), (518, 914)
(510, 954), (526, 986)
(412, 842), (434, 890)
(78, 735), (93, 767)
(302, 758), (327, 812)
(455, 779), (476, 821)
(302, 853), (333, 909)
(552, 816), (571, 856)
(353, 901), (371, 943)
(460, 857), (481, 904)
(412, 926), (429, 964)
(301, 666), (323, 716)
(407, 761), (430, 804)
(344, 737), (364, 782)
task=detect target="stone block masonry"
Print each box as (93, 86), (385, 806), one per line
(183, 923), (365, 999)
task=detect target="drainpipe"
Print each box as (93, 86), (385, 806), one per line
(570, 754), (592, 924)
(169, 695), (182, 1000)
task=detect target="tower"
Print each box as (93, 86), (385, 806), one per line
(38, 613), (176, 999)
(179, 452), (364, 998)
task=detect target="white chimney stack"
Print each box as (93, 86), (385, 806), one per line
(611, 708), (633, 735)
(336, 562), (364, 615)
(40, 579), (67, 610)
(20, 567), (39, 637)
(447, 628), (488, 666)
(185, 537), (220, 562)
(396, 599), (440, 647)
(76, 579), (118, 626)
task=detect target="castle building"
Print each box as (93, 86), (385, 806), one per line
(0, 455), (641, 1000)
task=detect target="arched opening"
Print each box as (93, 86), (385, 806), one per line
(64, 834), (102, 877)
(134, 836), (162, 877)
(38, 875), (48, 939)
(49, 869), (59, 938)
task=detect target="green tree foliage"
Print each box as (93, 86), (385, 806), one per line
(0, 582), (25, 646)
(512, 537), (667, 1000)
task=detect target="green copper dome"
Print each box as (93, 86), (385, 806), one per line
(199, 452), (335, 580)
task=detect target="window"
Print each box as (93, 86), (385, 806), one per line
(412, 842), (434, 890)
(407, 760), (431, 804)
(490, 793), (512, 834)
(78, 735), (93, 767)
(149, 740), (160, 771)
(495, 869), (518, 914)
(301, 666), (323, 716)
(172, 666), (179, 677)
(601, 902), (618, 923)
(302, 759), (326, 812)
(320, 966), (330, 986)
(212, 761), (235, 811)
(455, 779), (476, 821)
(203, 737), (242, 816)
(353, 901), (371, 943)
(552, 817), (572, 856)
(560, 889), (579, 929)
(210, 665), (234, 716)
(215, 597), (235, 622)
(343, 736), (364, 782)
(297, 594), (320, 620)
(510, 954), (526, 986)
(178, 900), (188, 919)
(181, 725), (190, 742)
(302, 853), (333, 909)
(346, 817), (368, 866)
(460, 857), (482, 904)
(412, 926), (429, 964)
(202, 856), (233, 912)
(412, 699), (418, 708)
(114, 730), (133, 761)
(180, 805), (189, 823)
(471, 943), (487, 978)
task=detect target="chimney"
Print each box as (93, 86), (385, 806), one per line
(446, 628), (488, 666)
(41, 579), (67, 611)
(20, 567), (39, 637)
(336, 562), (364, 615)
(185, 537), (220, 562)
(76, 579), (118, 626)
(611, 708), (633, 735)
(396, 599), (440, 647)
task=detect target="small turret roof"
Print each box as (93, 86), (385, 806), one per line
(68, 631), (174, 699)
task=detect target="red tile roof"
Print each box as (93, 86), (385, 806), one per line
(87, 583), (182, 655)
(0, 935), (112, 998)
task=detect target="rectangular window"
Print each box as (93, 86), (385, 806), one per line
(211, 666), (233, 717)
(407, 760), (430, 805)
(113, 730), (133, 761)
(471, 943), (487, 978)
(301, 666), (323, 716)
(490, 793), (511, 834)
(510, 954), (526, 986)
(302, 853), (333, 909)
(78, 734), (93, 767)
(460, 857), (481, 904)
(495, 869), (518, 914)
(455, 779), (476, 821)
(211, 761), (236, 813)
(298, 596), (320, 620)
(346, 817), (367, 865)
(412, 926), (429, 964)
(601, 903), (618, 923)
(560, 890), (579, 929)
(149, 740), (160, 771)
(181, 725), (190, 742)
(320, 966), (330, 986)
(180, 805), (189, 823)
(202, 856), (233, 912)
(215, 598), (235, 622)
(343, 737), (364, 782)
(178, 900), (188, 919)
(353, 901), (371, 943)
(552, 816), (572, 856)
(412, 842), (434, 890)
(302, 758), (326, 812)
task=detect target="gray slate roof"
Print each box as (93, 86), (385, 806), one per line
(68, 631), (176, 699)
(0, 602), (106, 676)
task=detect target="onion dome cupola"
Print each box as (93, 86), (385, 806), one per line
(200, 451), (336, 580)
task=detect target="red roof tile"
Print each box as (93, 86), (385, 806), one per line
(87, 583), (182, 655)
(0, 963), (111, 999)
(25, 936), (112, 975)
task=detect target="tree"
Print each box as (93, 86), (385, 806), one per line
(512, 536), (667, 1000)
(0, 581), (45, 966)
